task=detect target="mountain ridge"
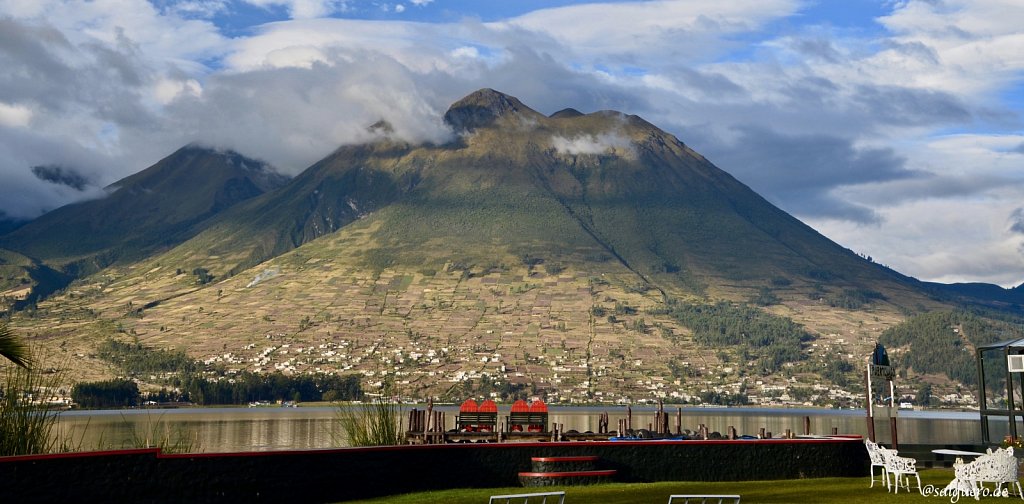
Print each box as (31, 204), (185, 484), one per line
(2, 88), (1020, 404)
(0, 145), (288, 277)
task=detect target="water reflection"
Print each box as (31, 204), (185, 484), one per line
(58, 407), (344, 453)
(56, 406), (983, 453)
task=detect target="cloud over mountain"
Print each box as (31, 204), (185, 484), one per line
(30, 165), (93, 191)
(551, 131), (635, 157)
(0, 0), (1022, 285)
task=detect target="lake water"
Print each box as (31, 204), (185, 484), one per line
(56, 405), (989, 453)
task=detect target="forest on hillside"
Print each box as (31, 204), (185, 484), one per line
(879, 310), (1024, 386)
(652, 299), (815, 374)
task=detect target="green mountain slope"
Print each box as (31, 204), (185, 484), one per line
(0, 145), (288, 274)
(157, 89), (919, 304)
(0, 248), (34, 296)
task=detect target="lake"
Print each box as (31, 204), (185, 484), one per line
(56, 405), (989, 453)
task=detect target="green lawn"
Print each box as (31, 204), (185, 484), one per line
(344, 469), (1018, 503)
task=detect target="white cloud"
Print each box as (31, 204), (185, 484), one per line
(0, 102), (33, 128)
(851, 1), (1024, 98)
(261, 45), (332, 69)
(225, 18), (426, 71)
(161, 0), (231, 19)
(154, 78), (202, 105)
(158, 49), (454, 172)
(505, 0), (800, 65)
(243, 0), (350, 19)
(551, 131), (635, 157)
(810, 196), (1024, 287)
(450, 46), (479, 60)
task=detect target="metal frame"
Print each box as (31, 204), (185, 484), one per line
(488, 491), (566, 504)
(976, 338), (1024, 445)
(667, 496), (741, 504)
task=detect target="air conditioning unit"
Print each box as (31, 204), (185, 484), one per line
(1009, 355), (1024, 373)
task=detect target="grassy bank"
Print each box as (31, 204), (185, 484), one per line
(344, 469), (1008, 503)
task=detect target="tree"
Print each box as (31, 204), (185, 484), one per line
(0, 322), (31, 368)
(192, 267), (214, 285)
(916, 383), (933, 407)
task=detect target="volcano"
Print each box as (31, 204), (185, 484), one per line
(3, 89), (998, 401)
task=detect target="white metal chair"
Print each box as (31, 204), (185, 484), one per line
(863, 439), (889, 489)
(956, 447), (1023, 500)
(993, 447), (1023, 499)
(884, 448), (922, 494)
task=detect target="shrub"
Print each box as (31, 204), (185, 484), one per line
(335, 395), (404, 447)
(192, 268), (214, 285)
(543, 262), (565, 275)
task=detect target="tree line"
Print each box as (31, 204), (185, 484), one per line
(71, 372), (363, 408)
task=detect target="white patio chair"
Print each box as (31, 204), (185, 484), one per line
(884, 449), (922, 494)
(976, 447), (1023, 499)
(863, 439), (889, 489)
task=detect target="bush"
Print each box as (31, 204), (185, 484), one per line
(335, 395), (404, 447)
(543, 262), (565, 275)
(192, 268), (214, 285)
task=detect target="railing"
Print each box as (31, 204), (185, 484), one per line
(667, 495), (741, 504)
(488, 491), (565, 504)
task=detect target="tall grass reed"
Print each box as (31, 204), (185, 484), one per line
(335, 395), (405, 447)
(0, 355), (67, 455)
(121, 411), (198, 454)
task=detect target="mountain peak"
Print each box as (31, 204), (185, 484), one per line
(550, 108), (584, 119)
(443, 88), (538, 132)
(2, 145), (288, 270)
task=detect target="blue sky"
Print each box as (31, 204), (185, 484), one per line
(1, 0), (1023, 287)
